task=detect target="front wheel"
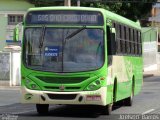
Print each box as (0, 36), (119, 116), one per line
(101, 104), (113, 115)
(36, 104), (49, 115)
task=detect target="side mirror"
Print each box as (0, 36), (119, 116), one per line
(13, 27), (19, 42)
(110, 28), (116, 55)
(13, 22), (23, 42)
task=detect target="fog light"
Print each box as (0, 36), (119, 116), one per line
(26, 79), (30, 84)
(89, 85), (96, 90)
(95, 80), (100, 85)
(31, 84), (36, 89)
(25, 93), (33, 100)
(86, 95), (101, 101)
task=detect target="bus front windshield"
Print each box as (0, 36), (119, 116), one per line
(24, 27), (104, 72)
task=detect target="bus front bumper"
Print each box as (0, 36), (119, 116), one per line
(21, 86), (107, 106)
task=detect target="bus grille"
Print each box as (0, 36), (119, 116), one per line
(44, 86), (81, 90)
(36, 76), (88, 84)
(47, 93), (77, 100)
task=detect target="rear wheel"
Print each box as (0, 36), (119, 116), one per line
(101, 104), (113, 115)
(36, 104), (49, 115)
(123, 88), (134, 106)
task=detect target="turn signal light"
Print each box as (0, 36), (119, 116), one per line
(100, 77), (105, 80)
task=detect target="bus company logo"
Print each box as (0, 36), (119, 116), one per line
(45, 47), (49, 51)
(59, 85), (65, 91)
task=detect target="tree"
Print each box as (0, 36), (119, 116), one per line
(81, 2), (153, 22)
(27, 0), (64, 7)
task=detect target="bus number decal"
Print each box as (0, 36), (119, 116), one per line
(44, 46), (59, 57)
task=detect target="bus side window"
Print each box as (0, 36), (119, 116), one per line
(107, 26), (112, 65)
(107, 26), (112, 55)
(107, 25), (116, 65)
(107, 25), (116, 54)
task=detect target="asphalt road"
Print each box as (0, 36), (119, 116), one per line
(0, 76), (160, 120)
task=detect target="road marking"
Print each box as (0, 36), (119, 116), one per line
(142, 109), (155, 115)
(12, 110), (36, 114)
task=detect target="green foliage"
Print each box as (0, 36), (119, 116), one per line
(81, 2), (153, 21)
(27, 0), (63, 7)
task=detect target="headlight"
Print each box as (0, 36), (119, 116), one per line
(89, 84), (96, 90)
(95, 80), (101, 85)
(25, 79), (40, 90)
(85, 79), (101, 91)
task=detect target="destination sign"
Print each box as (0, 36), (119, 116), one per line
(26, 10), (103, 25)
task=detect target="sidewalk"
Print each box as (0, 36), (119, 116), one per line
(0, 86), (20, 90)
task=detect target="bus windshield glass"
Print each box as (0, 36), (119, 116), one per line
(24, 28), (104, 72)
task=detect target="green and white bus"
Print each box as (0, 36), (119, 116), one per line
(20, 7), (143, 115)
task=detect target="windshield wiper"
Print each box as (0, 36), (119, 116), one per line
(39, 25), (46, 51)
(61, 26), (86, 72)
(64, 25), (86, 41)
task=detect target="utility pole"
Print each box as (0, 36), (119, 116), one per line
(77, 0), (80, 6)
(64, 0), (71, 6)
(64, 0), (80, 7)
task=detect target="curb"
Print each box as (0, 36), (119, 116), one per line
(143, 74), (154, 78)
(0, 86), (20, 90)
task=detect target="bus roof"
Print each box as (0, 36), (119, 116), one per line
(105, 10), (141, 30)
(28, 6), (106, 12)
(27, 6), (141, 29)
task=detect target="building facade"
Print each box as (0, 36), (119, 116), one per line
(142, 27), (158, 72)
(0, 0), (34, 51)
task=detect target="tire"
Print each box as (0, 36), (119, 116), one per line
(101, 104), (113, 115)
(123, 89), (133, 106)
(36, 104), (49, 115)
